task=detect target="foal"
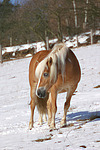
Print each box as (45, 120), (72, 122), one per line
(29, 43), (81, 129)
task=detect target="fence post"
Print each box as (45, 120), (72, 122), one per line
(46, 36), (49, 50)
(76, 35), (78, 47)
(27, 40), (29, 44)
(10, 37), (12, 46)
(90, 29), (93, 45)
(0, 45), (3, 63)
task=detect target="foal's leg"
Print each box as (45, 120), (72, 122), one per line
(60, 87), (76, 127)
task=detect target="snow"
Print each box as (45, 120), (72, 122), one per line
(0, 44), (100, 150)
(2, 43), (37, 55)
(2, 30), (100, 57)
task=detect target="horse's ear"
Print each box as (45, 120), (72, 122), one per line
(47, 57), (53, 67)
(49, 57), (52, 65)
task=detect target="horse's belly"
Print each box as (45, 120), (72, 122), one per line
(57, 84), (69, 94)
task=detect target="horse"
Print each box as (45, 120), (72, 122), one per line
(29, 43), (81, 130)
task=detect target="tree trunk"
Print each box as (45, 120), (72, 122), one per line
(72, 0), (78, 28)
(57, 15), (63, 42)
(84, 0), (89, 26)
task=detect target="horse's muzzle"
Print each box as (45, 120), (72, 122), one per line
(37, 87), (46, 98)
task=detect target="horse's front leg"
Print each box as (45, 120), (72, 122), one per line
(38, 113), (43, 125)
(47, 93), (52, 126)
(50, 90), (57, 129)
(29, 98), (35, 130)
(60, 94), (71, 127)
(39, 113), (47, 125)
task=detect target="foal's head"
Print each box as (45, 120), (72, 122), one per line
(35, 56), (57, 98)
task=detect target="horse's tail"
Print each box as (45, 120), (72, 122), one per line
(36, 92), (49, 114)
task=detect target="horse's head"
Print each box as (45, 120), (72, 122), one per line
(35, 56), (57, 98)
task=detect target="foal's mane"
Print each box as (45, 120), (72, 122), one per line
(35, 43), (69, 80)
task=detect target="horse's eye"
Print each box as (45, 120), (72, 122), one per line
(43, 72), (49, 77)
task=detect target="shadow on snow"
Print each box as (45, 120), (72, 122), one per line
(67, 111), (100, 122)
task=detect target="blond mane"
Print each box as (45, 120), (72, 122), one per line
(35, 43), (69, 83)
(49, 43), (69, 81)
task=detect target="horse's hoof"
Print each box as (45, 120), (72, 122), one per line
(49, 127), (56, 132)
(29, 125), (33, 130)
(60, 124), (67, 128)
(48, 121), (51, 127)
(38, 122), (43, 126)
(29, 123), (33, 130)
(60, 119), (66, 127)
(49, 123), (56, 131)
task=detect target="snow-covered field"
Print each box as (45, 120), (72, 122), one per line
(0, 44), (100, 150)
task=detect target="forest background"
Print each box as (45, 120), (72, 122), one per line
(0, 0), (100, 47)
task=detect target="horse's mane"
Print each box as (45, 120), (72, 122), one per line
(35, 43), (69, 82)
(49, 43), (69, 82)
(50, 43), (67, 55)
(50, 43), (69, 65)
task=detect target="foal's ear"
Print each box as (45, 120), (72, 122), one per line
(47, 57), (53, 67)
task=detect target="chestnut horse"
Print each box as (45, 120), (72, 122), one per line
(29, 43), (81, 129)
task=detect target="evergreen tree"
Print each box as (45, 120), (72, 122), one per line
(0, 0), (19, 46)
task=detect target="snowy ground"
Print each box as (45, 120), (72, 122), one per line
(0, 44), (100, 150)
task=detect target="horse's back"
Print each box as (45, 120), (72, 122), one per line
(54, 49), (81, 92)
(68, 49), (81, 81)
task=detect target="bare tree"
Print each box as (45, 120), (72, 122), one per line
(83, 0), (89, 29)
(1, 0), (99, 46)
(72, 0), (78, 28)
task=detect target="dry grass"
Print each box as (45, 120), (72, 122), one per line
(34, 137), (52, 142)
(94, 85), (100, 88)
(32, 134), (53, 142)
(89, 114), (100, 121)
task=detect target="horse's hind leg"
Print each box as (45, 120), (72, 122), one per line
(38, 113), (43, 125)
(60, 86), (77, 127)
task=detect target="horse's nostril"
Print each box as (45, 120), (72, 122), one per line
(37, 87), (46, 98)
(37, 89), (42, 97)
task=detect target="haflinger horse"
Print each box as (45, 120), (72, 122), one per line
(29, 43), (81, 130)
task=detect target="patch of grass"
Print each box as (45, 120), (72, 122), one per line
(80, 145), (87, 148)
(33, 134), (53, 142)
(33, 137), (52, 142)
(94, 85), (100, 88)
(89, 114), (100, 121)
(61, 123), (74, 128)
(95, 140), (100, 142)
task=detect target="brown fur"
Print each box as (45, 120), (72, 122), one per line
(29, 43), (81, 129)
(36, 92), (49, 114)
